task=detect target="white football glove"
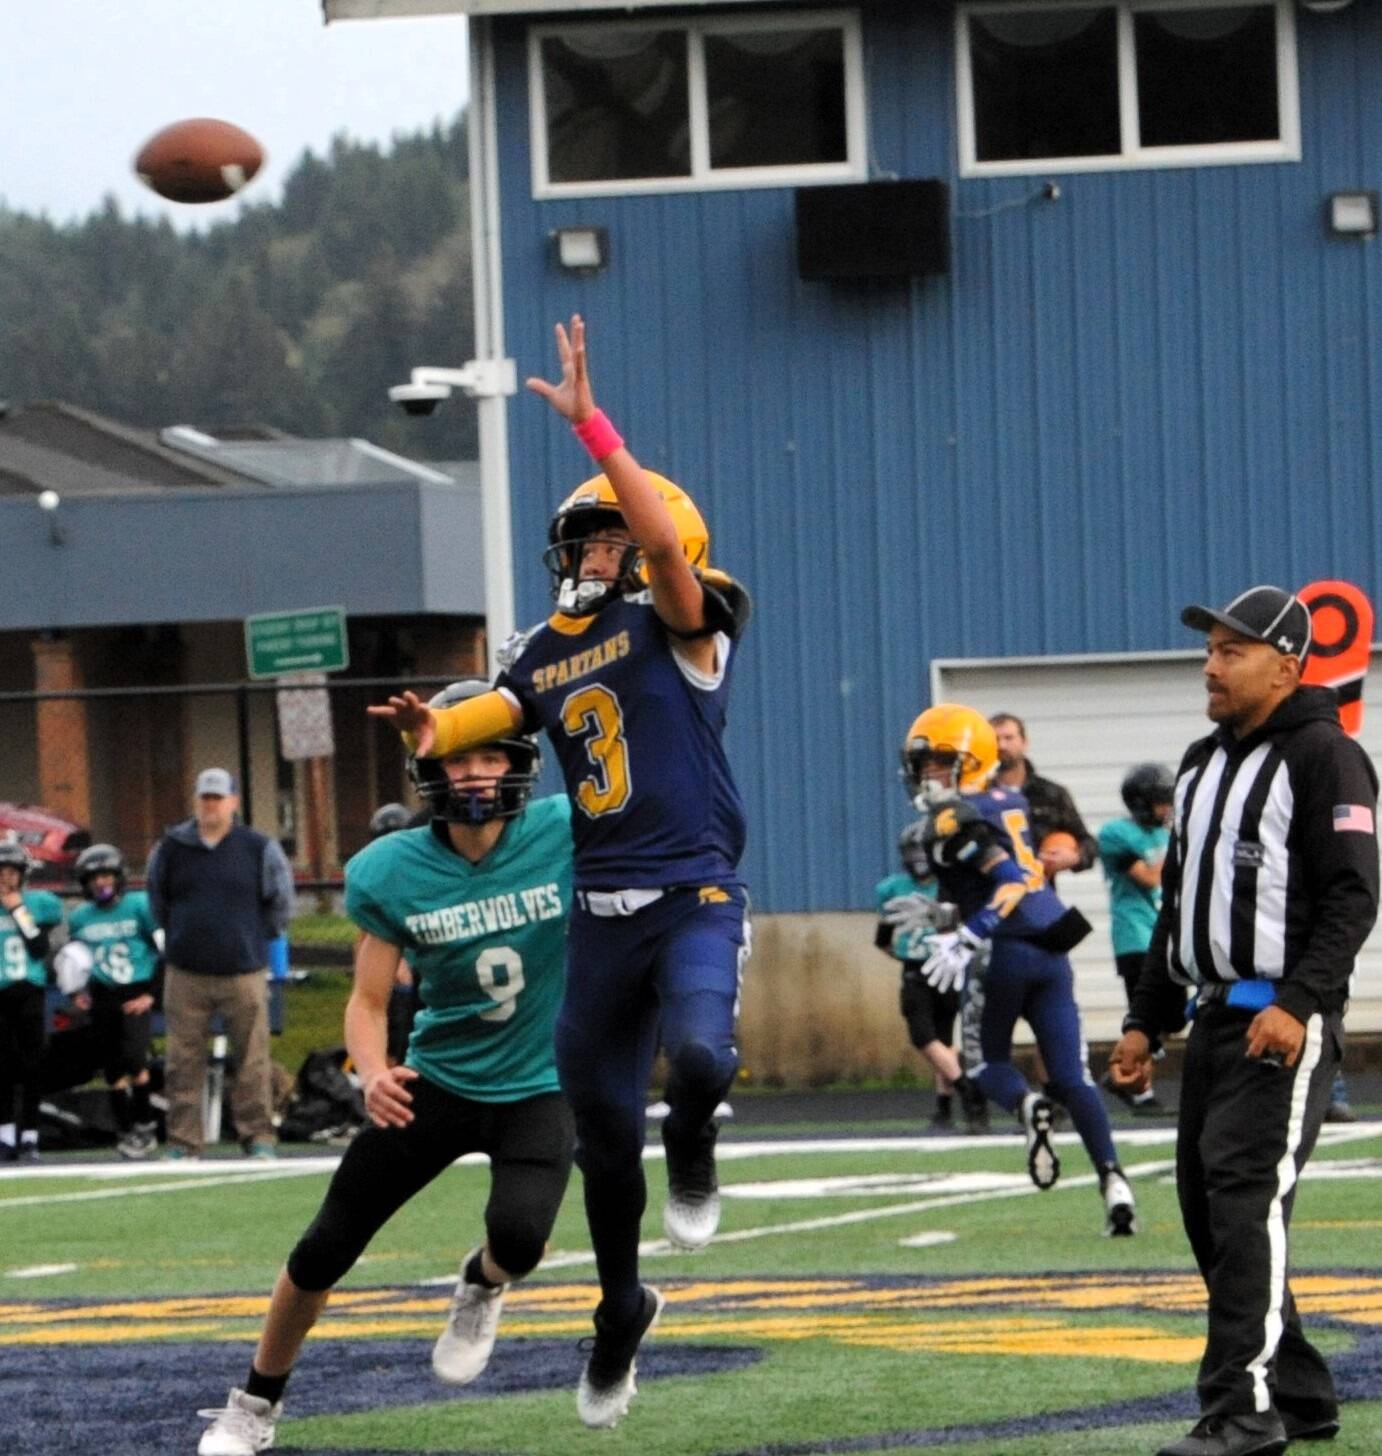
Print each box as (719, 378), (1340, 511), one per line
(53, 939), (95, 996)
(919, 927), (985, 995)
(881, 892), (958, 936)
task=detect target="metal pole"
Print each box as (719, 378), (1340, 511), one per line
(469, 15), (518, 674)
(236, 684), (253, 826)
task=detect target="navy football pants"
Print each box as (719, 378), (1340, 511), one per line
(556, 887), (747, 1322)
(962, 936), (1118, 1171)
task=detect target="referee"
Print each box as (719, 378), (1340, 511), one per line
(1110, 585), (1378, 1456)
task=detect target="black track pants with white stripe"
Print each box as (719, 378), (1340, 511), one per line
(1176, 1002), (1342, 1422)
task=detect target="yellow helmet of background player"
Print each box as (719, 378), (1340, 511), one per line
(543, 472), (709, 617)
(900, 703), (999, 805)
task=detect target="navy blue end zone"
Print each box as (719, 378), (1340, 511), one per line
(5, 1338), (761, 1456)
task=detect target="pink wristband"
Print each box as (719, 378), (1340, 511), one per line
(572, 409), (624, 462)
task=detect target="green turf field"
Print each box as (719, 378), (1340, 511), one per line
(4, 1122), (1381, 1454)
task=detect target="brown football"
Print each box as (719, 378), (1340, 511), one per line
(134, 118), (265, 204)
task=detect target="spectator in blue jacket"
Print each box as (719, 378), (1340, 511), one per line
(147, 768), (293, 1159)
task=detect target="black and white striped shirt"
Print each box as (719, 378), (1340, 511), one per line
(1131, 687), (1378, 1030)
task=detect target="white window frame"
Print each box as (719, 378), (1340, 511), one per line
(529, 9), (867, 200)
(956, 0), (1300, 178)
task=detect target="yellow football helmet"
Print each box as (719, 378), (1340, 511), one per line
(544, 471), (709, 616)
(900, 703), (999, 805)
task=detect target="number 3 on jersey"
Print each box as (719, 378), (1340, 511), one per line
(561, 683), (631, 818)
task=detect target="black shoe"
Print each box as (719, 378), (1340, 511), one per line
(662, 1121), (720, 1250)
(1280, 1410), (1340, 1442)
(1156, 1411), (1287, 1456)
(1322, 1102), (1356, 1125)
(956, 1076), (990, 1133)
(1131, 1092), (1169, 1117)
(927, 1111), (954, 1132)
(577, 1286), (664, 1428)
(16, 1145), (40, 1165)
(0, 1142), (15, 1164)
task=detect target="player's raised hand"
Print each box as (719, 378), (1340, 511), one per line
(526, 314), (596, 424)
(367, 690), (436, 756)
(364, 1064), (419, 1129)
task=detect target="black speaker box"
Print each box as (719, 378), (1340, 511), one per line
(795, 178), (949, 281)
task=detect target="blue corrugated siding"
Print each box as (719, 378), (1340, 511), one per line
(490, 4), (1382, 911)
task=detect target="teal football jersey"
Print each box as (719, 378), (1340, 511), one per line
(874, 871), (942, 963)
(0, 890), (64, 988)
(68, 891), (160, 988)
(1098, 816), (1169, 956)
(345, 795), (572, 1103)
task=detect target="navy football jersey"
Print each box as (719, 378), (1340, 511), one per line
(924, 788), (1071, 942)
(496, 589), (746, 889)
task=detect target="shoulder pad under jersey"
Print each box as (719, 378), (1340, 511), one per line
(496, 623), (543, 671)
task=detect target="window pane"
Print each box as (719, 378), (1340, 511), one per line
(1135, 7), (1279, 147)
(705, 28), (847, 171)
(542, 31), (690, 183)
(969, 8), (1120, 162)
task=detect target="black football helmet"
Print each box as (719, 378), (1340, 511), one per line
(1121, 762), (1175, 828)
(368, 803), (411, 839)
(0, 839), (33, 882)
(898, 820), (930, 880)
(408, 678), (541, 825)
(75, 843), (127, 902)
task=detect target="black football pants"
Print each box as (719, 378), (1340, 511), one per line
(1177, 1002), (1342, 1424)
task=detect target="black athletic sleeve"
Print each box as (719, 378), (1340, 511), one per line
(665, 570), (753, 641)
(1276, 732), (1380, 1024)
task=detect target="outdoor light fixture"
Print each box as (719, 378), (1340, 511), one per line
(552, 226), (609, 273)
(1327, 191), (1378, 239)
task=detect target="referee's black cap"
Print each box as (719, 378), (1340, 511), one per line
(1182, 585), (1312, 662)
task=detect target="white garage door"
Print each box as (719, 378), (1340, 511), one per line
(933, 650), (1382, 1038)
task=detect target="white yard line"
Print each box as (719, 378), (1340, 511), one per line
(0, 1165), (324, 1210)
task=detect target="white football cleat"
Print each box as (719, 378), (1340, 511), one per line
(1021, 1092), (1061, 1191)
(576, 1286), (665, 1428)
(432, 1249), (505, 1384)
(1101, 1167), (1138, 1237)
(197, 1387), (280, 1456)
(662, 1121), (721, 1251)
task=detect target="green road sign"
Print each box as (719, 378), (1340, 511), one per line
(245, 607), (349, 679)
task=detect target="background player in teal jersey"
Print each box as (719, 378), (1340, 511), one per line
(1098, 764), (1174, 1115)
(197, 700), (574, 1456)
(874, 823), (987, 1132)
(0, 842), (63, 1163)
(373, 316), (752, 1429)
(65, 843), (163, 1159)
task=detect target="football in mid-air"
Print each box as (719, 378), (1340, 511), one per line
(134, 118), (265, 204)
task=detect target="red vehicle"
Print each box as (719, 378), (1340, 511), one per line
(0, 803), (92, 884)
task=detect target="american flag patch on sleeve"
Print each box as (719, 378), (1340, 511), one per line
(1333, 804), (1375, 834)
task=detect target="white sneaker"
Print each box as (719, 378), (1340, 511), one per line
(197, 1387), (280, 1455)
(1101, 1167), (1137, 1237)
(1021, 1093), (1060, 1190)
(662, 1122), (721, 1251)
(432, 1250), (505, 1384)
(576, 1287), (665, 1429)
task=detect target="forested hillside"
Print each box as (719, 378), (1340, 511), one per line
(0, 116), (477, 460)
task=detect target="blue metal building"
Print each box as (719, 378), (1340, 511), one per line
(330, 0), (1381, 915)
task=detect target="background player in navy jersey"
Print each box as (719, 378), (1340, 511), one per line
(885, 703), (1136, 1236)
(197, 698), (574, 1456)
(372, 315), (751, 1428)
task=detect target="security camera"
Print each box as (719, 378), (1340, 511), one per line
(388, 382), (452, 417)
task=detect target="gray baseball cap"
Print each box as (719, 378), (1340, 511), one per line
(1182, 585), (1312, 661)
(195, 767), (237, 797)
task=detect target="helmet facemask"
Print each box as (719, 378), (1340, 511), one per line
(902, 744), (978, 811)
(409, 738), (542, 826)
(76, 844), (126, 903)
(543, 506), (641, 617)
